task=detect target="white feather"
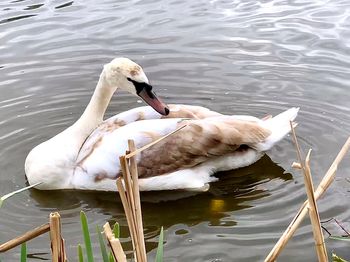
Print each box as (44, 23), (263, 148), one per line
(257, 107), (299, 151)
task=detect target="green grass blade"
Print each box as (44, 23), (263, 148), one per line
(108, 251), (115, 262)
(0, 182), (42, 208)
(112, 222), (120, 239)
(80, 211), (94, 262)
(78, 244), (84, 262)
(20, 243), (27, 262)
(332, 252), (348, 262)
(155, 226), (164, 262)
(96, 225), (109, 262)
(330, 236), (350, 242)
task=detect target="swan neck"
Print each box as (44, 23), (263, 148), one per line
(75, 70), (115, 134)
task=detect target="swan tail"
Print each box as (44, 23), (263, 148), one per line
(257, 107), (299, 151)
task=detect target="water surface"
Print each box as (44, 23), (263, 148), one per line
(0, 0), (350, 261)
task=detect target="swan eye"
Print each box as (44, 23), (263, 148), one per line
(127, 77), (153, 95)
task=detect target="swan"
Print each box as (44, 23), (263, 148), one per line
(25, 57), (299, 192)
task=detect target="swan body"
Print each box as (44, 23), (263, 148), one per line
(25, 58), (299, 191)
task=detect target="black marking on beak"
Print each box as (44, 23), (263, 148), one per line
(127, 77), (170, 116)
(127, 77), (153, 95)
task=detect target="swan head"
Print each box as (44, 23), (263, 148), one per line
(103, 57), (169, 116)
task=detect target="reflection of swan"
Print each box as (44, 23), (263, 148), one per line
(25, 57), (298, 191)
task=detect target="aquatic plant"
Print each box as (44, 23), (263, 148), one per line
(80, 211), (94, 262)
(0, 204), (164, 262)
(20, 243), (26, 262)
(332, 253), (348, 262)
(265, 128), (350, 262)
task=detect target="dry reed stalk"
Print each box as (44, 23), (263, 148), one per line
(120, 156), (137, 222)
(103, 222), (127, 262)
(289, 124), (327, 260)
(61, 238), (67, 262)
(304, 150), (328, 261)
(0, 223), (50, 252)
(116, 177), (139, 259)
(265, 135), (350, 262)
(128, 139), (147, 262)
(117, 161), (145, 261)
(50, 212), (60, 262)
(49, 212), (66, 262)
(117, 126), (188, 261)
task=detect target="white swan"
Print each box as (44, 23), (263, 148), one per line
(25, 57), (299, 192)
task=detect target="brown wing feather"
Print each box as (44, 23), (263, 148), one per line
(77, 105), (222, 165)
(138, 118), (271, 178)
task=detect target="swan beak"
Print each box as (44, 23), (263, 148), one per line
(138, 88), (170, 116)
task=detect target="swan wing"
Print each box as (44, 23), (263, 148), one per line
(76, 104), (222, 164)
(72, 116), (270, 190)
(136, 117), (270, 178)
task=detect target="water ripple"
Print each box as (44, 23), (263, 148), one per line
(0, 0), (350, 261)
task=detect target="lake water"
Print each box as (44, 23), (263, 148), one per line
(0, 0), (350, 261)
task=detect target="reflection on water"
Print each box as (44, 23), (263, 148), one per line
(0, 0), (350, 261)
(27, 155), (291, 260)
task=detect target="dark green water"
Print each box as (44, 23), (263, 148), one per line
(0, 0), (350, 261)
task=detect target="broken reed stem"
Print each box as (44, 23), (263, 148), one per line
(128, 139), (147, 262)
(122, 157), (143, 262)
(103, 222), (126, 262)
(303, 150), (328, 261)
(49, 212), (66, 262)
(290, 121), (304, 170)
(290, 123), (327, 261)
(120, 156), (137, 225)
(265, 136), (350, 262)
(61, 238), (67, 262)
(116, 177), (138, 259)
(0, 223), (50, 252)
(117, 139), (151, 262)
(50, 213), (60, 262)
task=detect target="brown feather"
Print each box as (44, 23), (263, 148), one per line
(138, 118), (271, 178)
